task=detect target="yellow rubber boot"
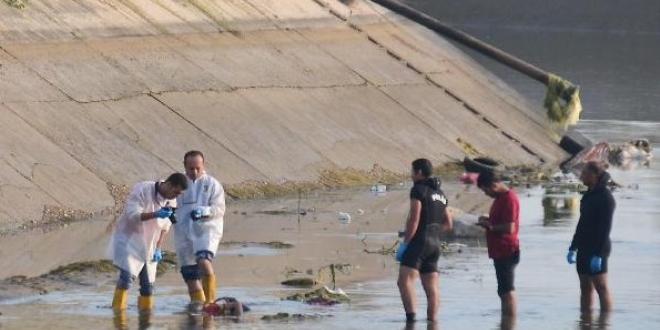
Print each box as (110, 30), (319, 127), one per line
(137, 295), (153, 312)
(188, 289), (206, 313)
(202, 275), (216, 303)
(190, 289), (206, 304)
(112, 288), (128, 311)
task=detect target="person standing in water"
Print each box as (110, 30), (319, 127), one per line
(567, 161), (615, 312)
(108, 172), (188, 312)
(476, 169), (520, 317)
(173, 150), (226, 312)
(396, 158), (453, 324)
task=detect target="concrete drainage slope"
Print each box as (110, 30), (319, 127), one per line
(0, 0), (567, 227)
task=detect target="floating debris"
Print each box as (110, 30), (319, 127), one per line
(47, 260), (115, 275)
(220, 241), (294, 249)
(363, 240), (398, 255)
(261, 312), (326, 321)
(281, 278), (317, 288)
(370, 184), (387, 194)
(284, 286), (350, 305)
(338, 212), (351, 224)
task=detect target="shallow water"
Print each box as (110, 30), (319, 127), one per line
(1, 121), (658, 329)
(404, 0), (660, 122)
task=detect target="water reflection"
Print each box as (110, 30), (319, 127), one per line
(577, 311), (610, 330)
(138, 311), (152, 330)
(498, 314), (517, 330)
(179, 313), (214, 330)
(113, 310), (128, 330)
(112, 310), (154, 330)
(542, 195), (579, 225)
(402, 321), (439, 330)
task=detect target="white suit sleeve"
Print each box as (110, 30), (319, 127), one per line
(123, 183), (148, 223)
(200, 179), (226, 220)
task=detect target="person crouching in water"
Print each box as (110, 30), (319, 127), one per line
(396, 158), (453, 324)
(108, 172), (188, 312)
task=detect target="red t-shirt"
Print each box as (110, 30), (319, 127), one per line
(486, 189), (520, 259)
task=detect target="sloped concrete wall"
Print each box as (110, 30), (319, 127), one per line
(0, 0), (567, 226)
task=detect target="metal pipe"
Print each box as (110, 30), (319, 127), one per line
(370, 0), (550, 85)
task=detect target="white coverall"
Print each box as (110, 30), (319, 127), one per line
(107, 181), (175, 283)
(173, 173), (226, 267)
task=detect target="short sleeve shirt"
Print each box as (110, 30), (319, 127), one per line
(486, 189), (520, 259)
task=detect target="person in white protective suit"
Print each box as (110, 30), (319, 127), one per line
(173, 150), (226, 311)
(107, 172), (188, 312)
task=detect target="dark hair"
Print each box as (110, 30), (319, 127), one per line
(165, 172), (188, 189)
(476, 169), (502, 188)
(184, 150), (205, 163)
(583, 161), (606, 176)
(412, 158), (433, 177)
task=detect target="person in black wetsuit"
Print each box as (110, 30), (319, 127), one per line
(396, 158), (453, 324)
(566, 161), (615, 312)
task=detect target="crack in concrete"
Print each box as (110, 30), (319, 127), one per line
(0, 46), (75, 102)
(146, 93), (268, 179)
(310, 0), (545, 163)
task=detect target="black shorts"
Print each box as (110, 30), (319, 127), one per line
(400, 241), (441, 274)
(493, 250), (520, 296)
(576, 252), (608, 275)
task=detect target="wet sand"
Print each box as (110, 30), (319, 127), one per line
(0, 179), (491, 304)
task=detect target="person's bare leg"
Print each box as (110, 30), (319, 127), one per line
(500, 312), (517, 330)
(500, 291), (517, 317)
(397, 266), (419, 322)
(420, 271), (439, 322)
(199, 258), (214, 276)
(591, 274), (612, 312)
(578, 274), (594, 312)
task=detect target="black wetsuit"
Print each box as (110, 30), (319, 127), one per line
(569, 172), (616, 274)
(401, 177), (449, 273)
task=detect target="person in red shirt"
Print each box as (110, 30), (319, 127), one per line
(476, 170), (520, 317)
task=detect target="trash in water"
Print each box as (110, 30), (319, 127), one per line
(338, 212), (351, 224)
(284, 285), (350, 306)
(370, 184), (387, 194)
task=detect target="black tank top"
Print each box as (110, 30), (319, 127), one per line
(409, 177), (448, 245)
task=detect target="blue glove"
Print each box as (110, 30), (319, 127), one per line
(567, 250), (577, 264)
(190, 208), (203, 221)
(590, 256), (602, 273)
(152, 247), (163, 262)
(154, 207), (173, 219)
(395, 241), (408, 262)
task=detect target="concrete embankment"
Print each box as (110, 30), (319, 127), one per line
(0, 0), (566, 227)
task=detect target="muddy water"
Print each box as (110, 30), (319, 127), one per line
(1, 121), (658, 329)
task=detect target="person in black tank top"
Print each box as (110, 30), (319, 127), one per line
(396, 158), (453, 324)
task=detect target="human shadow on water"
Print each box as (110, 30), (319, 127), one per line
(402, 321), (439, 330)
(578, 311), (610, 330)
